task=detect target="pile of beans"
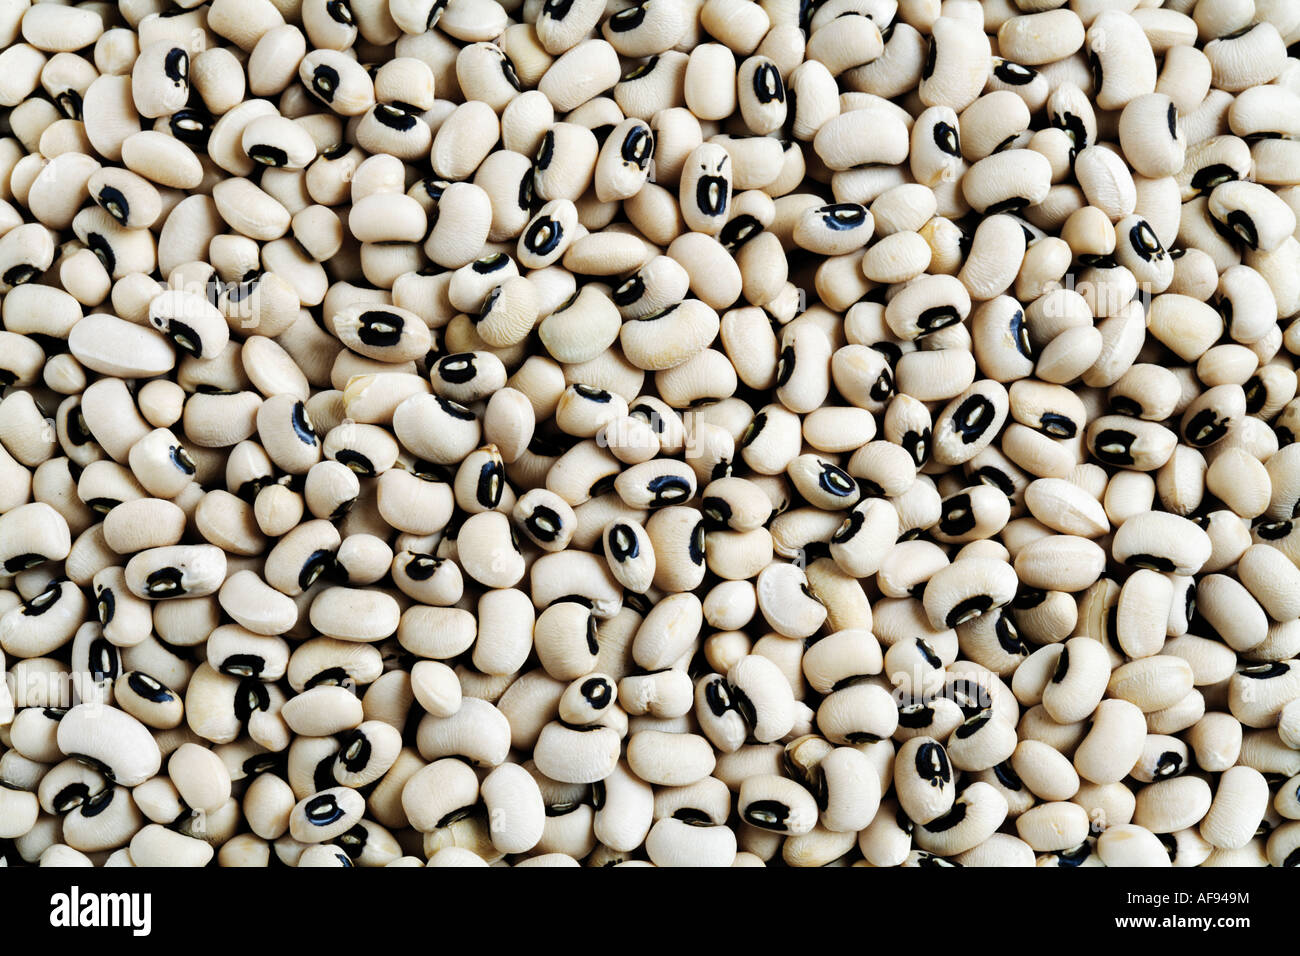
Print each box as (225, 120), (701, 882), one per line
(0, 0), (1298, 869)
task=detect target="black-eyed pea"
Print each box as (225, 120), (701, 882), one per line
(843, 442), (915, 503)
(1208, 179), (1296, 254)
(930, 484), (1008, 545)
(893, 736), (955, 825)
(921, 557), (1018, 631)
(911, 780), (1007, 858)
(945, 708), (1018, 773)
(962, 149), (1051, 216)
(1015, 801), (1091, 854)
(1006, 738), (1077, 804)
(450, 445), (508, 517)
(1104, 656), (1195, 717)
(1071, 697), (1146, 786)
(1012, 535), (1105, 594)
(1197, 764), (1271, 851)
(815, 679), (898, 746)
(1036, 636), (1111, 726)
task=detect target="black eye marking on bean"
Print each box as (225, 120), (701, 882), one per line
(695, 175), (729, 217)
(1, 262), (40, 288)
(817, 463), (855, 498)
(298, 548), (336, 591)
(896, 702), (933, 727)
(917, 305), (961, 334)
(338, 729), (372, 773)
(311, 65), (340, 102)
(1240, 662), (1289, 679)
(523, 215), (564, 256)
(248, 143), (290, 167)
(436, 396), (477, 422)
(952, 395), (995, 444)
(992, 132), (1021, 154)
(234, 677), (272, 723)
(740, 411), (768, 448)
(79, 786), (117, 819)
(931, 121), (960, 156)
(86, 232), (116, 274)
(701, 496), (732, 526)
(870, 366), (894, 402)
(542, 0), (575, 19)
(1050, 646), (1071, 684)
(939, 493), (975, 536)
(1108, 396), (1142, 417)
(356, 309), (406, 348)
(588, 472), (618, 498)
(901, 427), (930, 466)
(403, 554), (441, 581)
(91, 583), (115, 626)
(1256, 519), (1292, 541)
(622, 55), (658, 81)
(995, 612), (1026, 656)
(285, 402), (317, 446)
(1153, 751), (1183, 778)
(993, 759), (1024, 792)
(304, 793), (344, 827)
(326, 0), (354, 23)
(689, 519), (706, 565)
(703, 676), (734, 717)
(954, 708), (993, 741)
(525, 505), (563, 543)
(578, 677), (611, 711)
(87, 637), (119, 683)
(985, 195), (1030, 215)
(921, 35), (937, 81)
(1223, 209), (1259, 249)
(159, 47), (188, 88)
(753, 61), (785, 104)
(1038, 412), (1076, 438)
(218, 653), (267, 679)
(52, 781), (94, 814)
(1087, 45), (1104, 94)
(946, 594), (994, 629)
(55, 88), (83, 119)
(1184, 407), (1229, 446)
(163, 317), (203, 356)
(127, 671), (175, 703)
(375, 103), (417, 131)
(993, 59), (1035, 85)
(612, 273), (646, 306)
(1189, 163), (1239, 194)
(97, 186), (131, 225)
(438, 354), (477, 384)
(1244, 375), (1266, 414)
(1128, 220), (1164, 260)
(1092, 428), (1136, 465)
(819, 203), (867, 230)
(915, 741), (951, 787)
(333, 448), (375, 476)
(143, 566), (185, 597)
(607, 1), (647, 30)
(922, 800), (968, 832)
(621, 126), (654, 169)
(584, 613), (599, 655)
(23, 579), (60, 617)
(646, 474), (691, 505)
(743, 799), (792, 830)
(719, 213), (762, 252)
(1165, 103), (1178, 140)
(534, 129), (556, 172)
